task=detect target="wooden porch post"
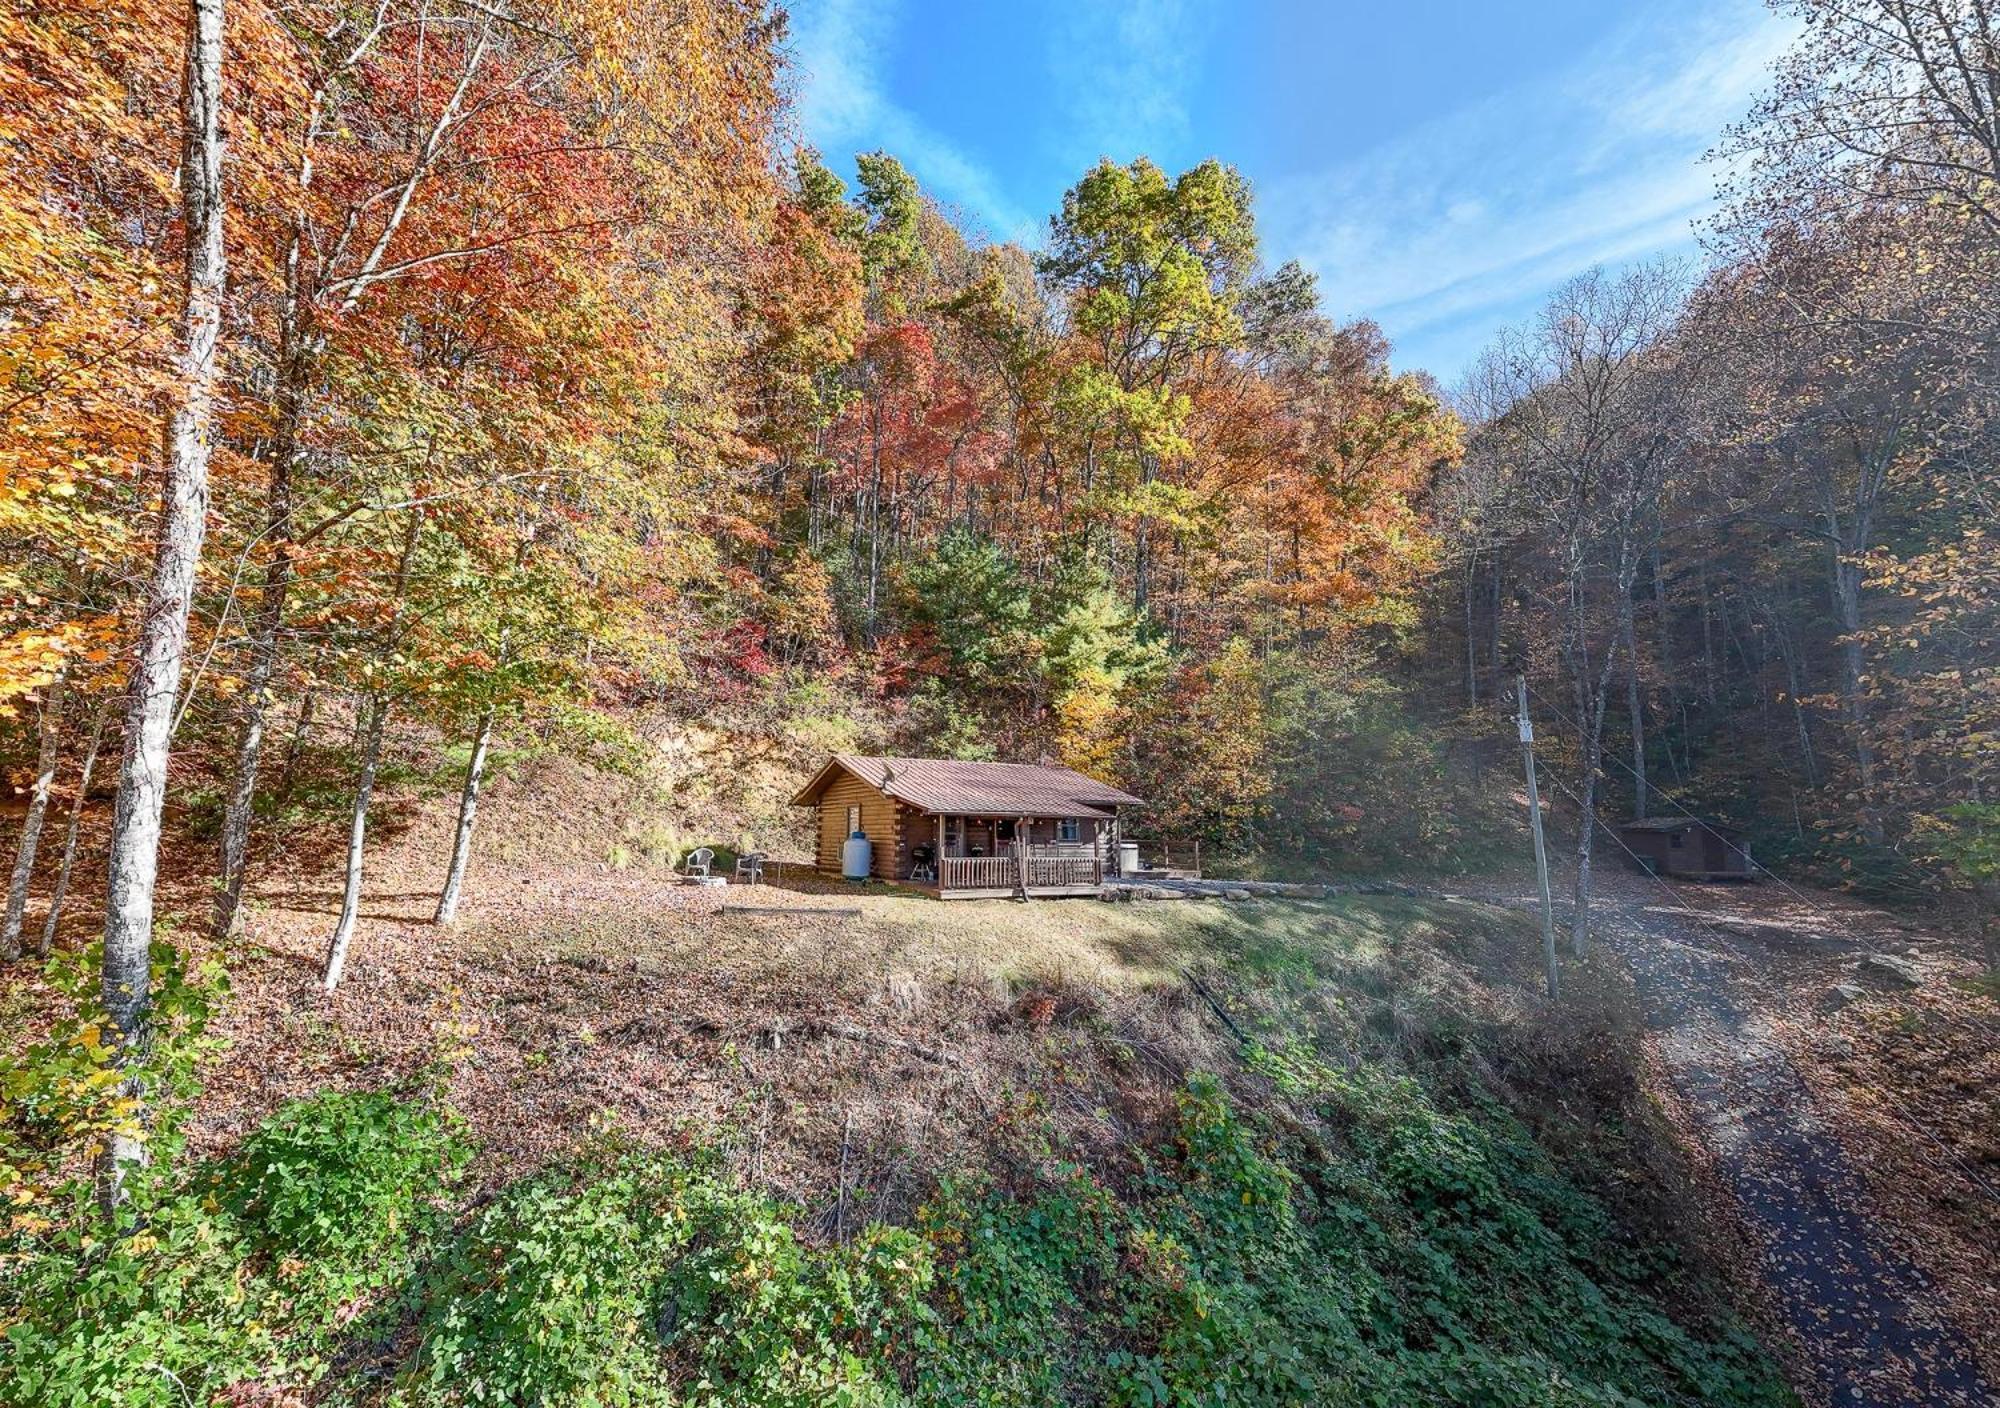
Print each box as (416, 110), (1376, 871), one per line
(936, 812), (945, 889)
(1015, 815), (1030, 899)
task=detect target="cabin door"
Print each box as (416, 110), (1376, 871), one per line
(1701, 830), (1729, 873)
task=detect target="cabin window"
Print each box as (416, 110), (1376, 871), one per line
(1057, 818), (1081, 843)
(846, 804), (862, 837)
(1668, 831), (1683, 849)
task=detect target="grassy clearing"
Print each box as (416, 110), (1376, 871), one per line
(473, 867), (1542, 994)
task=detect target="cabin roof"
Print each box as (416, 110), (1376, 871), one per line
(1619, 816), (1743, 836)
(790, 754), (1142, 818)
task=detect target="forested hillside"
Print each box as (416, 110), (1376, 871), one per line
(9, 0), (1990, 953)
(1443, 57), (2000, 955)
(2, 0), (1997, 1403)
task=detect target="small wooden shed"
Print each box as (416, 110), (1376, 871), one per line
(791, 754), (1142, 898)
(1617, 817), (1753, 880)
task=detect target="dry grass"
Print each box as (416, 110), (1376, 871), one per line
(182, 746), (1569, 1236)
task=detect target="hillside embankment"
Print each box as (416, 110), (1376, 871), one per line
(5, 750), (1798, 1406)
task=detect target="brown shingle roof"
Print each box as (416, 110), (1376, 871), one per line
(791, 754), (1142, 817)
(1619, 817), (1742, 835)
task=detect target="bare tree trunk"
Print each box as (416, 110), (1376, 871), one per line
(98, 0), (226, 1214)
(1830, 550), (1884, 845)
(322, 695), (386, 992)
(1648, 542), (1678, 772)
(39, 700), (109, 957)
(1698, 569), (1717, 706)
(1463, 554), (1480, 708)
(1488, 557), (1503, 681)
(215, 7), (411, 940)
(1132, 443), (1155, 615)
(433, 709), (493, 926)
(1768, 605), (1820, 786)
(1568, 545), (1632, 960)
(3, 677), (67, 959)
(214, 373), (300, 937)
(865, 430), (882, 640)
(276, 686), (315, 800)
(1570, 679), (1614, 959)
(1621, 596), (1648, 820)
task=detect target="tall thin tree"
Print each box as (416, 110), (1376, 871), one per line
(96, 0), (226, 1210)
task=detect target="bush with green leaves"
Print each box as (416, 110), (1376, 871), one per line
(1, 1183), (282, 1408)
(904, 1071), (1793, 1408)
(223, 1088), (468, 1265)
(7, 965), (1792, 1408)
(397, 1152), (929, 1408)
(1, 1082), (463, 1408)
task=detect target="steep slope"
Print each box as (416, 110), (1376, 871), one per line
(4, 756), (1795, 1406)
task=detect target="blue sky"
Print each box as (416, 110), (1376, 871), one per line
(787, 0), (1798, 384)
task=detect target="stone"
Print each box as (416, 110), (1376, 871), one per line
(1822, 982), (1868, 1011)
(1857, 953), (1923, 988)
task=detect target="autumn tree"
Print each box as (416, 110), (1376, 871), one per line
(1727, 1), (2000, 245)
(1462, 264), (1692, 952)
(1038, 158), (1262, 615)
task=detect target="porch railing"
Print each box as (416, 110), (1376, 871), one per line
(937, 845), (1105, 892)
(1024, 850), (1102, 889)
(938, 855), (1018, 891)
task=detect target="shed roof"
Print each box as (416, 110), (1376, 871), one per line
(791, 754), (1142, 818)
(1619, 817), (1743, 836)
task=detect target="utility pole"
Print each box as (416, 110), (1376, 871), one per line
(1518, 676), (1558, 1001)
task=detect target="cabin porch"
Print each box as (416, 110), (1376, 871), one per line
(905, 813), (1113, 898)
(903, 845), (1105, 899)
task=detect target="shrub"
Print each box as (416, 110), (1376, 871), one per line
(0, 1187), (280, 1408)
(223, 1089), (467, 1267)
(399, 1154), (926, 1408)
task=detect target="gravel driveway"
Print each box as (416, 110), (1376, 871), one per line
(1458, 870), (1994, 1408)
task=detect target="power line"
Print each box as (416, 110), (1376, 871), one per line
(1530, 763), (2000, 1208)
(1520, 676), (1932, 934)
(1512, 676), (2000, 1048)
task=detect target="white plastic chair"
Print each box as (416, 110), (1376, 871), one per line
(684, 846), (714, 879)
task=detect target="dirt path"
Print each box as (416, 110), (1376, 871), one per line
(1464, 870), (1993, 1407)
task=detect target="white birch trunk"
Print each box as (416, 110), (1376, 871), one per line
(98, 0), (226, 1212)
(38, 700), (109, 958)
(3, 678), (67, 959)
(433, 710), (493, 926)
(321, 514), (420, 991)
(321, 695), (386, 992)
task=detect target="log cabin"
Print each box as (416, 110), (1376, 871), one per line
(791, 754), (1142, 898)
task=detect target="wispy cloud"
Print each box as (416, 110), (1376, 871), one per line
(790, 0), (1038, 241)
(1261, 0), (1798, 381)
(1043, 2), (1209, 170)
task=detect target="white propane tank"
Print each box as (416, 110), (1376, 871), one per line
(841, 831), (872, 881)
